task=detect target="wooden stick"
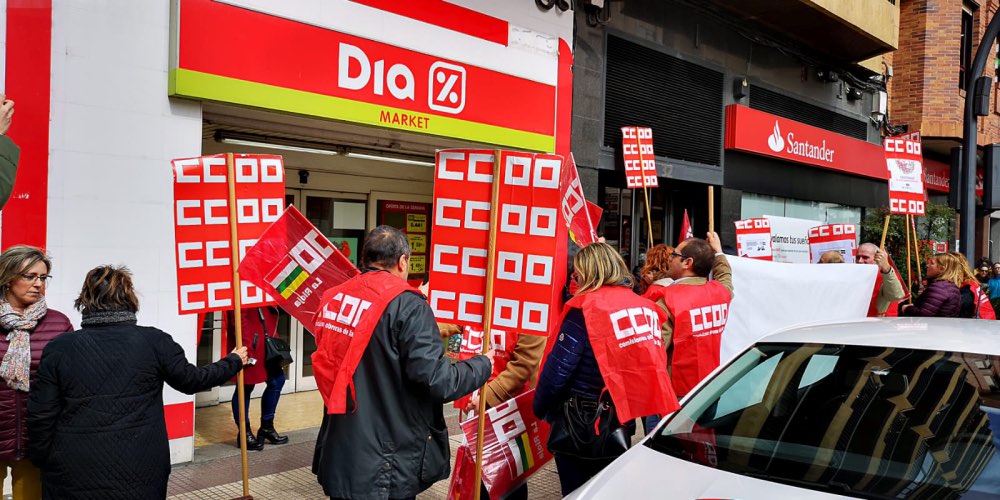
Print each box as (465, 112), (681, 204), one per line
(911, 215), (923, 285)
(905, 214), (913, 304)
(226, 154), (252, 499)
(708, 186), (715, 233)
(472, 150), (502, 500)
(879, 215), (891, 250)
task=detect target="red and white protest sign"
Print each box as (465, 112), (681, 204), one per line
(560, 153), (602, 247)
(807, 224), (858, 263)
(734, 218), (773, 260)
(621, 126), (658, 188)
(884, 138), (926, 216)
(451, 325), (521, 409)
(237, 206), (359, 328)
(448, 390), (553, 499)
(172, 154), (284, 315)
(429, 150), (563, 336)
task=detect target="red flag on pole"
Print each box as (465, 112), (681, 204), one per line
(238, 206), (359, 328)
(560, 153), (602, 247)
(679, 209), (694, 244)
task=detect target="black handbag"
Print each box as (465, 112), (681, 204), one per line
(257, 308), (293, 373)
(547, 393), (630, 460)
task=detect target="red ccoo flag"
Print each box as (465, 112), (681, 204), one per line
(679, 209), (694, 244)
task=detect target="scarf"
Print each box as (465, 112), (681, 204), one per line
(0, 296), (48, 392)
(80, 308), (136, 327)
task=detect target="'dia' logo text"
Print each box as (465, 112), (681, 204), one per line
(338, 42), (467, 115)
(766, 120), (836, 163)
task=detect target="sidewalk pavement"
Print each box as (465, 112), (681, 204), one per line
(168, 405), (564, 499)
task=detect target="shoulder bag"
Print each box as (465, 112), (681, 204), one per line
(547, 392), (630, 460)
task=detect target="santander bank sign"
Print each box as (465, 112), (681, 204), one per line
(725, 105), (885, 180)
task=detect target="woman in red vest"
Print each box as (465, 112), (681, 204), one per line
(534, 243), (678, 496)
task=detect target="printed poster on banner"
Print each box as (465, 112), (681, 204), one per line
(172, 154), (285, 315)
(733, 218), (773, 260)
(428, 150), (564, 336)
(238, 206), (359, 328)
(621, 126), (658, 188)
(884, 137), (926, 216)
(808, 224), (858, 263)
(560, 153), (602, 247)
(448, 389), (552, 500)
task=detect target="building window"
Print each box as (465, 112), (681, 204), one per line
(960, 5), (975, 89)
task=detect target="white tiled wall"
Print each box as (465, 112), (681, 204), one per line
(47, 1), (202, 463)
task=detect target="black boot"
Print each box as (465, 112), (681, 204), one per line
(236, 428), (264, 451)
(257, 418), (289, 445)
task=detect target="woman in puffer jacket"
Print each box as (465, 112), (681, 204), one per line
(0, 245), (73, 499)
(900, 252), (963, 318)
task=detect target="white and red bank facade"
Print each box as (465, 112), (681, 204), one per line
(2, 0), (572, 463)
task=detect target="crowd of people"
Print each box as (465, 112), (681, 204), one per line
(1, 219), (999, 499)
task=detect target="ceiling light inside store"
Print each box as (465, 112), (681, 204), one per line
(346, 152), (434, 167)
(218, 137), (340, 156)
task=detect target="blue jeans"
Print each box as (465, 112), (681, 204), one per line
(232, 370), (286, 427)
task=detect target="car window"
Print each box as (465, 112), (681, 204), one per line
(647, 343), (1000, 499)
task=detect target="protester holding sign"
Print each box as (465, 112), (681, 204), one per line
(645, 233), (732, 406)
(899, 253), (962, 317)
(856, 243), (906, 317)
(949, 252), (997, 320)
(311, 226), (493, 499)
(225, 305), (288, 451)
(534, 242), (678, 496)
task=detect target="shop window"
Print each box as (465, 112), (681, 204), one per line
(741, 193), (861, 226)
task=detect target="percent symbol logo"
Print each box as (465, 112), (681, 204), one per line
(428, 61), (467, 114)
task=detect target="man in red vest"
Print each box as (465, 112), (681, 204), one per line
(857, 242), (905, 317)
(644, 232), (733, 404)
(311, 225), (493, 500)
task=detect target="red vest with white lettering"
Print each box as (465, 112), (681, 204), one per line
(311, 270), (414, 414)
(563, 286), (680, 422)
(646, 281), (732, 396)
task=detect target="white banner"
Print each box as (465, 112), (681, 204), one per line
(722, 257), (877, 362)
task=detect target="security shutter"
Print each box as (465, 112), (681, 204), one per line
(604, 35), (724, 167)
(749, 85), (867, 140)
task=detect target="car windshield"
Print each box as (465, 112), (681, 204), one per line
(647, 343), (1000, 499)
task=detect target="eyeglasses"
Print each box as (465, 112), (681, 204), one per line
(670, 251), (689, 260)
(19, 274), (52, 284)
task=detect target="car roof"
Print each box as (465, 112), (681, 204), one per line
(757, 317), (1000, 356)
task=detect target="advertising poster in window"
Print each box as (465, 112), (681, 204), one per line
(763, 215), (819, 264)
(378, 200), (431, 286)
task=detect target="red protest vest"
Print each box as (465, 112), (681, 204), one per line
(642, 284), (667, 301)
(647, 281), (732, 397)
(311, 270), (414, 414)
(966, 280), (997, 320)
(867, 271), (884, 317)
(564, 286), (679, 422)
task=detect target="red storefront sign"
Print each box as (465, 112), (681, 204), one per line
(884, 138), (926, 216)
(429, 150), (563, 335)
(807, 224), (858, 263)
(172, 154), (285, 315)
(724, 105), (887, 179)
(923, 158), (984, 196)
(733, 218), (772, 261)
(621, 126), (658, 188)
(171, 0), (557, 152)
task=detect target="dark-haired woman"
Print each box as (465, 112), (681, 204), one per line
(27, 266), (248, 499)
(0, 245), (73, 499)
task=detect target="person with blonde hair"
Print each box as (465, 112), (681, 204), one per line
(0, 245), (72, 499)
(900, 253), (962, 317)
(948, 251), (997, 319)
(27, 265), (248, 499)
(534, 243), (678, 495)
(818, 250), (845, 263)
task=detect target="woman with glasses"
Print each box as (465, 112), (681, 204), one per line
(0, 245), (72, 499)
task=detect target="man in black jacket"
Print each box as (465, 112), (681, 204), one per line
(312, 225), (493, 500)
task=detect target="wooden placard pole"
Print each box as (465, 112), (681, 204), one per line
(472, 150), (503, 500)
(905, 214), (913, 304)
(635, 139), (654, 248)
(708, 186), (715, 233)
(225, 153), (252, 499)
(879, 215), (891, 250)
(911, 215), (923, 285)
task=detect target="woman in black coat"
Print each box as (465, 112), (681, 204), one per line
(26, 265), (249, 499)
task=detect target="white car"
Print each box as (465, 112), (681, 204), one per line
(567, 318), (1000, 499)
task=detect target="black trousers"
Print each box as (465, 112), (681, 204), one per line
(553, 453), (616, 496)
